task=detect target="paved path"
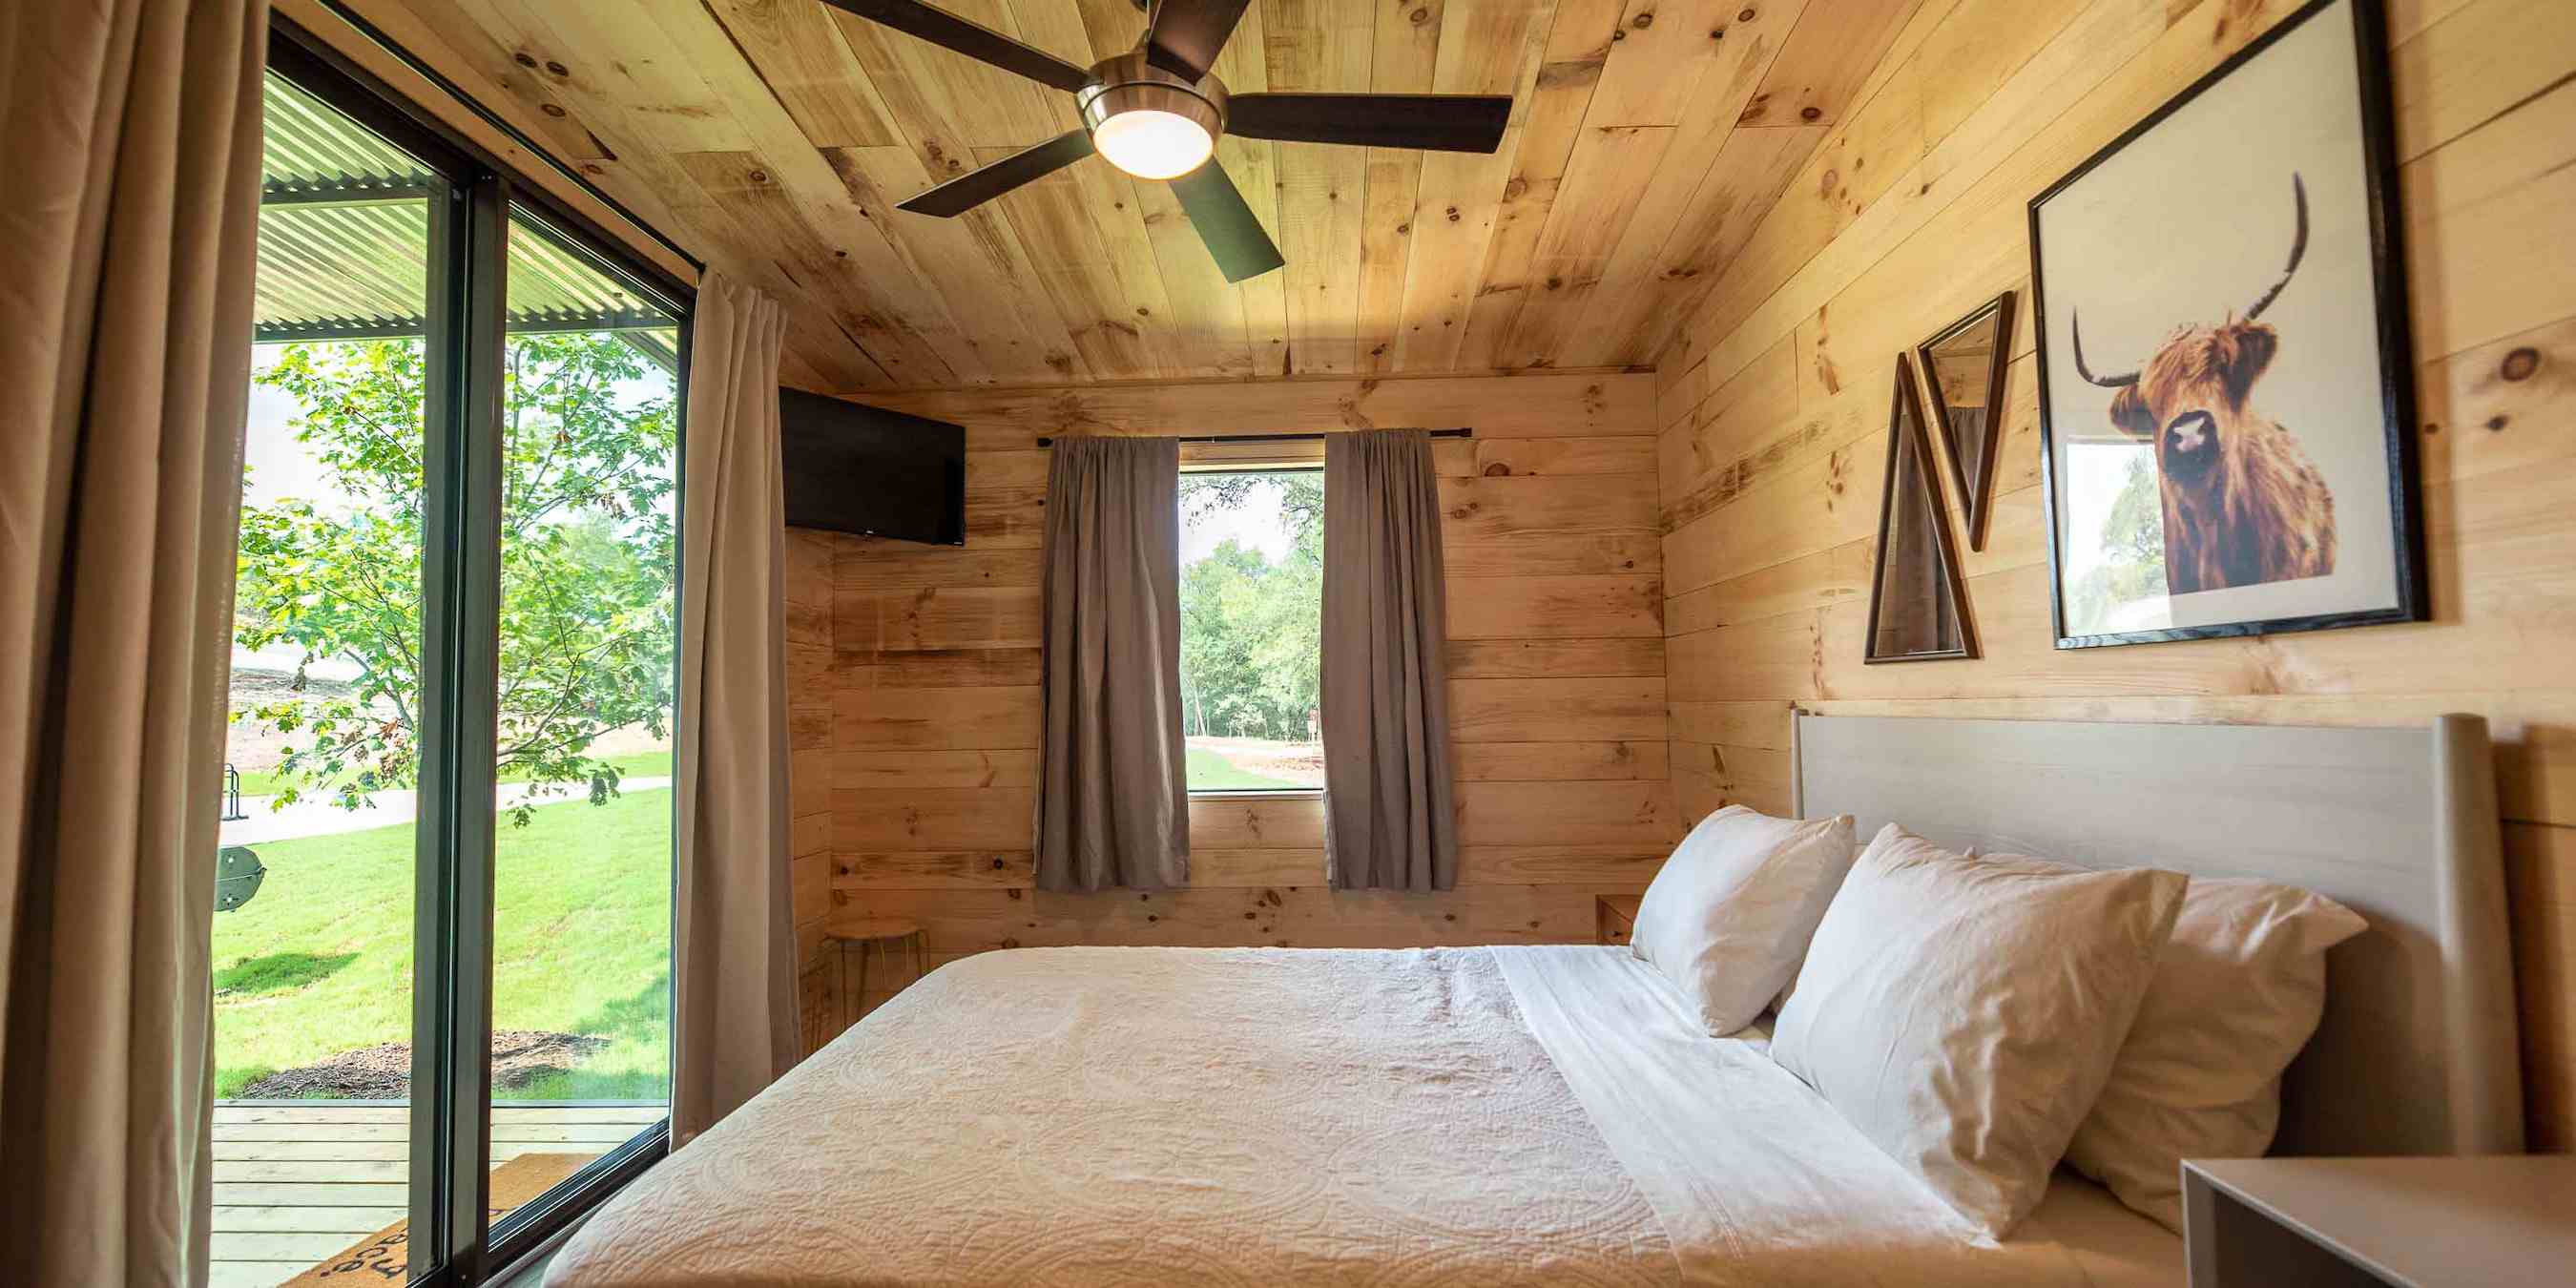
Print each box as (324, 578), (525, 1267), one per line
(220, 778), (672, 845)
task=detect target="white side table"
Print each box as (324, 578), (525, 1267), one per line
(2182, 1155), (2576, 1288)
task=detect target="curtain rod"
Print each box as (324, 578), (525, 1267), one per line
(1032, 427), (1473, 447)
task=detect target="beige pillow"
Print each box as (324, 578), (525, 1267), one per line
(1770, 825), (2186, 1237)
(2063, 878), (2368, 1232)
(1630, 805), (1858, 1035)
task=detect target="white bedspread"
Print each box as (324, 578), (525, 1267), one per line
(549, 945), (2178, 1288)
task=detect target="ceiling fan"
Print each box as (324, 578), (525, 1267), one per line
(820, 0), (1514, 282)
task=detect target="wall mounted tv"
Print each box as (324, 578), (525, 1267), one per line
(779, 388), (966, 547)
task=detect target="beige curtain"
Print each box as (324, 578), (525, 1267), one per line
(0, 1), (267, 1281)
(673, 271), (798, 1144)
(1034, 437), (1190, 892)
(1321, 430), (1459, 892)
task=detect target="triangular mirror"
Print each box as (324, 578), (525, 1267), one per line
(1914, 291), (2015, 551)
(1864, 354), (1978, 663)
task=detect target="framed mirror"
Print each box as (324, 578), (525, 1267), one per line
(1914, 291), (2015, 551)
(1865, 354), (1978, 663)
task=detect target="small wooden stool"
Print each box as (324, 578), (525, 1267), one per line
(824, 918), (925, 1030)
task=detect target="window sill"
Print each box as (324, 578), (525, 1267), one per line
(1187, 788), (1324, 800)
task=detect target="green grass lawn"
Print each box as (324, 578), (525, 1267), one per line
(214, 788), (672, 1101)
(232, 749), (674, 799)
(1184, 747), (1304, 791)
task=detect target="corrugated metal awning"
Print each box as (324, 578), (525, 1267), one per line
(256, 73), (676, 349)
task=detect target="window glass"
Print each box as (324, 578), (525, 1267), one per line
(1177, 469), (1324, 792)
(488, 209), (679, 1230)
(217, 70), (434, 1286)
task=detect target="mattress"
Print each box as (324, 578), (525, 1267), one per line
(549, 945), (2180, 1287)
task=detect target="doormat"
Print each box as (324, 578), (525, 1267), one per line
(280, 1151), (596, 1285)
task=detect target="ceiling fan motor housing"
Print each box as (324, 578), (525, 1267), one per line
(1078, 50), (1228, 148)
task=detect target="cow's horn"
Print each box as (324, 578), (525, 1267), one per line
(2070, 309), (2138, 388)
(2244, 173), (2310, 322)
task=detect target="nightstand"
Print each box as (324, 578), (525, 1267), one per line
(2182, 1155), (2576, 1288)
(1595, 894), (1640, 946)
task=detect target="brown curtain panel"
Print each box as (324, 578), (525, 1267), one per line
(673, 272), (799, 1143)
(1320, 430), (1460, 892)
(1034, 438), (1190, 892)
(0, 0), (267, 1281)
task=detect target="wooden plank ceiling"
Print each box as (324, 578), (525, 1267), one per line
(374, 0), (1918, 392)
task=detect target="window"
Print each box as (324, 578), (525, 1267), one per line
(1178, 469), (1324, 793)
(488, 209), (679, 1238)
(221, 65), (435, 1286)
(211, 26), (686, 1287)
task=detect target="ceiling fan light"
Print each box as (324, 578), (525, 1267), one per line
(1091, 109), (1215, 179)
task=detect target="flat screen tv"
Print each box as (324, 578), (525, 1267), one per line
(779, 388), (966, 546)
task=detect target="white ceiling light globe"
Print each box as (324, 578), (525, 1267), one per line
(1091, 109), (1215, 180)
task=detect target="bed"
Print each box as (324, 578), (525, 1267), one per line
(549, 714), (2522, 1287)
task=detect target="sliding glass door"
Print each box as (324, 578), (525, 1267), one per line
(487, 209), (679, 1242)
(213, 27), (687, 1287)
(218, 65), (443, 1286)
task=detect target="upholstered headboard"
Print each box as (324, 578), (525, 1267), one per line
(1791, 712), (2524, 1159)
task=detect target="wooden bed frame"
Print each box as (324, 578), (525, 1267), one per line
(1790, 711), (2524, 1159)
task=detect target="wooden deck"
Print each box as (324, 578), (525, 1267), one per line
(212, 1101), (666, 1288)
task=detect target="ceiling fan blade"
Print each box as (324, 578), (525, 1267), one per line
(819, 0), (1095, 93)
(1225, 93), (1513, 153)
(897, 130), (1095, 217)
(1168, 162), (1284, 283)
(1142, 0), (1252, 82)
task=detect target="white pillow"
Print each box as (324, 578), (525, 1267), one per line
(2063, 878), (2367, 1232)
(1630, 805), (1858, 1035)
(1770, 825), (2186, 1237)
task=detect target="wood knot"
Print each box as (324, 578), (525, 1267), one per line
(1631, 11), (1653, 27)
(1611, 29), (1626, 41)
(541, 103), (567, 117)
(1800, 106), (1822, 121)
(513, 52), (538, 69)
(2501, 346), (2541, 382)
(1482, 463), (1511, 476)
(2485, 414), (2510, 431)
(1394, 221), (1410, 236)
(1445, 206), (1461, 221)
(1737, 5), (1757, 19)
(1409, 6), (1429, 22)
(545, 60), (569, 77)
(748, 169), (770, 184)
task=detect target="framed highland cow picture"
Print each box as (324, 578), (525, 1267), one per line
(2028, 0), (2425, 649)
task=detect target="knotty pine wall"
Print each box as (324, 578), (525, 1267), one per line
(783, 371), (1678, 1048)
(1650, 0), (2575, 1148)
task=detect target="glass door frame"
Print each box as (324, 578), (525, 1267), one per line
(266, 22), (693, 1286)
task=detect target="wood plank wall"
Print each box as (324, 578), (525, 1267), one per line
(1649, 0), (2576, 1150)
(782, 371), (1676, 1047)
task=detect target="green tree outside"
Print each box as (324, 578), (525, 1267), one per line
(2066, 450), (2171, 633)
(1178, 472), (1322, 742)
(233, 333), (676, 822)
